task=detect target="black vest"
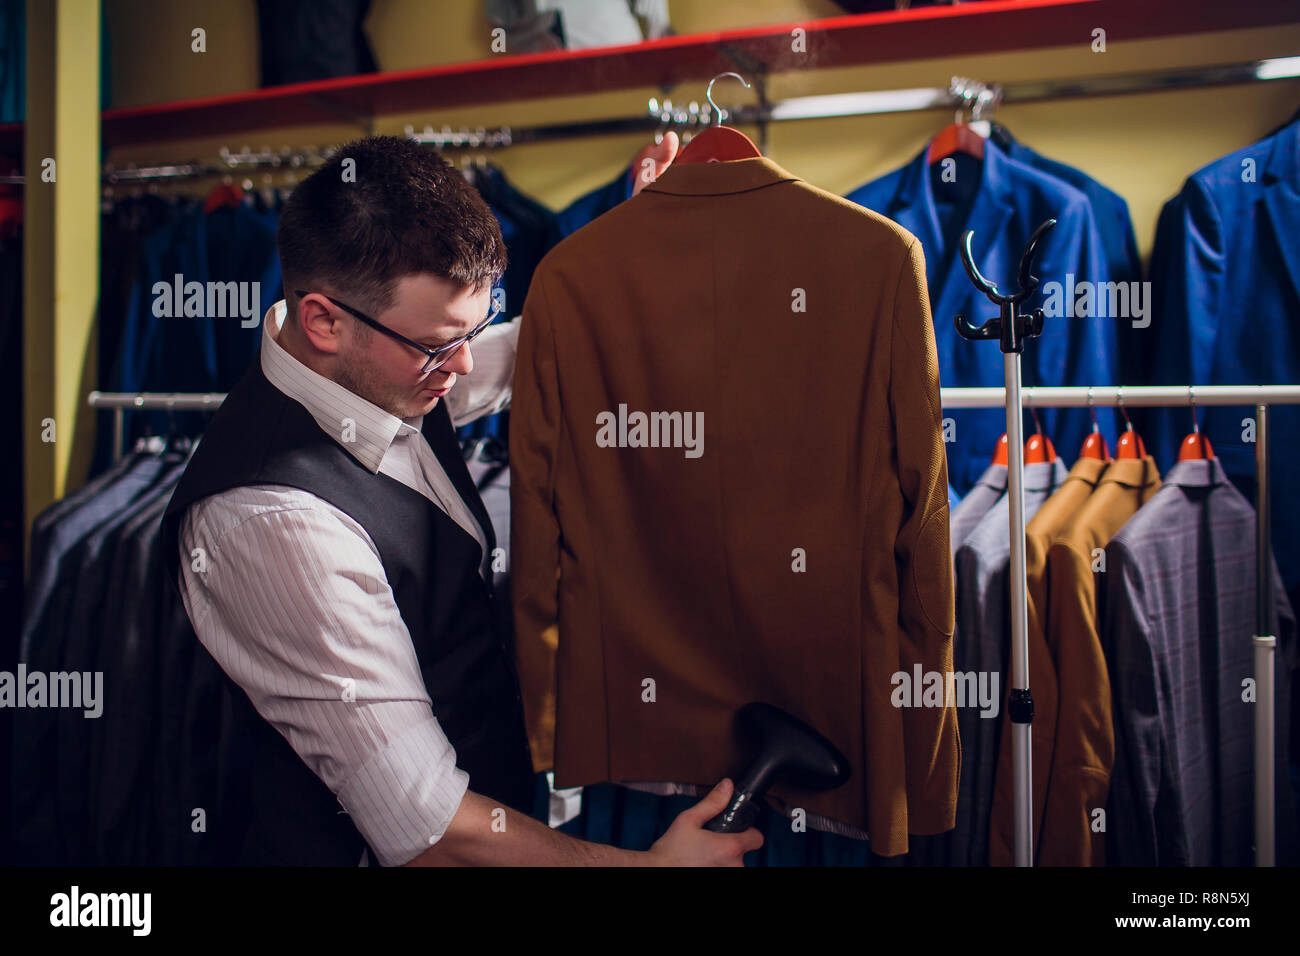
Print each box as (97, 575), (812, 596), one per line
(160, 361), (535, 865)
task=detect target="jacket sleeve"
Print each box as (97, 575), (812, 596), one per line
(509, 272), (564, 772)
(890, 236), (960, 834)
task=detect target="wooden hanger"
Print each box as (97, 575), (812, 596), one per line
(676, 72), (762, 165)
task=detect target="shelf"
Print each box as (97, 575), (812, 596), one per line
(1, 0), (1295, 154)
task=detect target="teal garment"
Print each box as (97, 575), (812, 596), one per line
(0, 2), (112, 123)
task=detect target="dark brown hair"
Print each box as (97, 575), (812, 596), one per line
(277, 135), (507, 315)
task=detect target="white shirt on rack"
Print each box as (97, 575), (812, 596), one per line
(176, 300), (518, 867)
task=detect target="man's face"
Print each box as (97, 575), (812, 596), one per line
(332, 273), (491, 419)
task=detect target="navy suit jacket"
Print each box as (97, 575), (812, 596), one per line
(846, 140), (1120, 493)
(999, 133), (1142, 287)
(1145, 121), (1300, 592)
(553, 165), (634, 240)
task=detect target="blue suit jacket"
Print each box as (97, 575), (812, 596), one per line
(553, 165), (634, 239)
(1001, 135), (1141, 287)
(846, 140), (1119, 492)
(1145, 121), (1300, 591)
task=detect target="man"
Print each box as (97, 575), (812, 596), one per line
(161, 134), (760, 866)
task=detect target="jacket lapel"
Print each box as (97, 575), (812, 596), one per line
(928, 143), (1015, 379)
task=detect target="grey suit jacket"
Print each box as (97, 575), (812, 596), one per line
(950, 463), (1008, 554)
(1101, 457), (1297, 865)
(949, 456), (1067, 865)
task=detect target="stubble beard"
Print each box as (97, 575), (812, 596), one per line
(335, 349), (424, 419)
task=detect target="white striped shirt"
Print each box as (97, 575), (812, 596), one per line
(177, 300), (518, 866)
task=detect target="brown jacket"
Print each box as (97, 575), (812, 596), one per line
(1038, 455), (1161, 865)
(988, 456), (1108, 866)
(509, 156), (958, 855)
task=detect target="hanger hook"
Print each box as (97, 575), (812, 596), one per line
(706, 72), (750, 125)
(1189, 384), (1199, 434)
(1087, 386), (1099, 432)
(1116, 385), (1134, 432)
(1028, 405), (1044, 439)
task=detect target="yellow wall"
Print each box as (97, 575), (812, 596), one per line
(24, 0), (101, 533)
(100, 1), (1300, 265)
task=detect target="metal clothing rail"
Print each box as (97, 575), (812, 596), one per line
(87, 391), (225, 465)
(411, 57), (1300, 154)
(89, 382), (1297, 866)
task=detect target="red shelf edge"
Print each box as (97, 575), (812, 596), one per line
(0, 0), (1294, 155)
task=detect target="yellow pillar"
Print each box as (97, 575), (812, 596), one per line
(24, 0), (101, 551)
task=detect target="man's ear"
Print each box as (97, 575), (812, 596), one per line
(295, 294), (344, 356)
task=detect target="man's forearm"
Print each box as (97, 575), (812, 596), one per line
(403, 790), (645, 866)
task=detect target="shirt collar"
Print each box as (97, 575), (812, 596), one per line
(259, 299), (422, 473)
(1161, 456), (1229, 489)
(1062, 455), (1109, 489)
(640, 156), (801, 197)
(974, 462), (1009, 493)
(1024, 456), (1068, 493)
(1097, 454), (1161, 491)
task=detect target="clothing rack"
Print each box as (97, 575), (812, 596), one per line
(87, 391), (224, 465)
(943, 383), (1298, 867)
(2, 56), (1295, 186)
(88, 382), (1298, 865)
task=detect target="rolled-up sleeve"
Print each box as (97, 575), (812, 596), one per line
(178, 489), (469, 866)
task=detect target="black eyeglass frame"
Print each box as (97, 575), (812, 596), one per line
(293, 289), (502, 373)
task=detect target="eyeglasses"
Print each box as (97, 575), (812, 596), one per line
(293, 289), (502, 374)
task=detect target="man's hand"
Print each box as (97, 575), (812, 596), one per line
(630, 131), (680, 196)
(645, 778), (764, 866)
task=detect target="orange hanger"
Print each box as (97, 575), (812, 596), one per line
(930, 81), (996, 164)
(1115, 397), (1146, 460)
(1079, 430), (1111, 461)
(1177, 432), (1214, 460)
(204, 180), (245, 214)
(1177, 404), (1214, 460)
(1025, 433), (1056, 463)
(991, 433), (1009, 466)
(1080, 403), (1111, 461)
(1024, 407), (1056, 464)
(928, 123), (986, 164)
(676, 72), (762, 165)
